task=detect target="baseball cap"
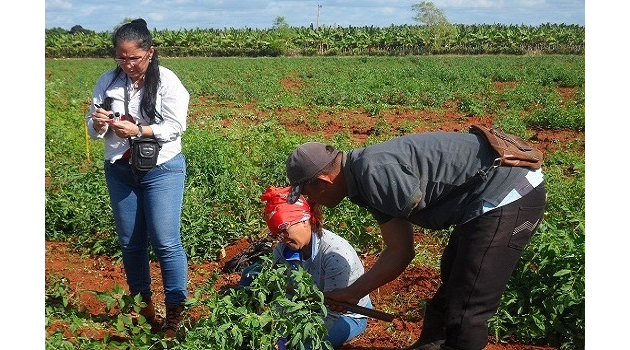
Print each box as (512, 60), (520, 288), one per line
(286, 142), (338, 204)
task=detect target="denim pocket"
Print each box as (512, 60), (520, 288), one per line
(156, 153), (186, 174)
(508, 205), (544, 250)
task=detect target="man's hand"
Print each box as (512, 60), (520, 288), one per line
(325, 217), (415, 308)
(323, 287), (360, 312)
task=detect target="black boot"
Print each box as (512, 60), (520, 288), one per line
(440, 344), (486, 350)
(405, 300), (446, 349)
(440, 345), (457, 350)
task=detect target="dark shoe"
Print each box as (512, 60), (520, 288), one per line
(439, 345), (460, 350)
(139, 299), (156, 320)
(164, 304), (185, 339)
(140, 299), (164, 333)
(131, 299), (162, 332)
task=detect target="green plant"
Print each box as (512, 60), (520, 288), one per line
(373, 116), (390, 136)
(45, 273), (76, 331)
(182, 257), (333, 349)
(411, 1), (458, 52)
(92, 285), (166, 349)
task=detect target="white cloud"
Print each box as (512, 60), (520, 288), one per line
(45, 0), (72, 10)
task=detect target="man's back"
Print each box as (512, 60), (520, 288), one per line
(344, 131), (531, 228)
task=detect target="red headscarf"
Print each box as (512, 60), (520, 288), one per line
(261, 186), (314, 235)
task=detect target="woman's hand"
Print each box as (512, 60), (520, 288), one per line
(109, 120), (139, 139)
(91, 107), (112, 133)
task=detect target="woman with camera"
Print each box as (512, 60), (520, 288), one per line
(86, 18), (190, 339)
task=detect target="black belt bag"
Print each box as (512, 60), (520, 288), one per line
(122, 75), (161, 172)
(131, 138), (160, 171)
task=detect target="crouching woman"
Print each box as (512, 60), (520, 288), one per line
(240, 186), (372, 349)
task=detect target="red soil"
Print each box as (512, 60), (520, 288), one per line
(45, 236), (557, 349)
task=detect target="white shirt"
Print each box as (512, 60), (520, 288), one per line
(273, 229), (372, 327)
(482, 168), (544, 213)
(86, 66), (189, 165)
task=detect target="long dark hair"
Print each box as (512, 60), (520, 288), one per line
(109, 18), (162, 123)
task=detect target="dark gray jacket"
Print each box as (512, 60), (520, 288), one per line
(343, 131), (534, 229)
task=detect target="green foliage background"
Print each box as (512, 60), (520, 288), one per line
(45, 55), (585, 349)
(45, 23), (584, 58)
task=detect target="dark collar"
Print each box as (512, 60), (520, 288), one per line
(341, 151), (359, 199)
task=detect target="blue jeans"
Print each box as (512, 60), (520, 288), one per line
(277, 310), (370, 349)
(104, 153), (188, 306)
(325, 303), (370, 348)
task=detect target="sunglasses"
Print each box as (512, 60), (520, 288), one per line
(114, 51), (150, 65)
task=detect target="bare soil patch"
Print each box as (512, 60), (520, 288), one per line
(45, 236), (558, 349)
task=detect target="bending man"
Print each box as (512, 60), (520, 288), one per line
(284, 131), (546, 350)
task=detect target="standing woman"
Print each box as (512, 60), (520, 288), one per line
(86, 18), (190, 338)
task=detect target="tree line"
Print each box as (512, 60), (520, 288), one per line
(45, 22), (584, 58)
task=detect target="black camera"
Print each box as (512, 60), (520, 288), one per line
(102, 97), (113, 111)
(94, 97), (120, 119)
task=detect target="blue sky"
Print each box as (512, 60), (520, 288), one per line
(45, 0), (585, 32)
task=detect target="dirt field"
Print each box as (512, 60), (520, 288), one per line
(45, 235), (557, 349)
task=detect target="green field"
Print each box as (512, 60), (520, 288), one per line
(45, 56), (585, 349)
